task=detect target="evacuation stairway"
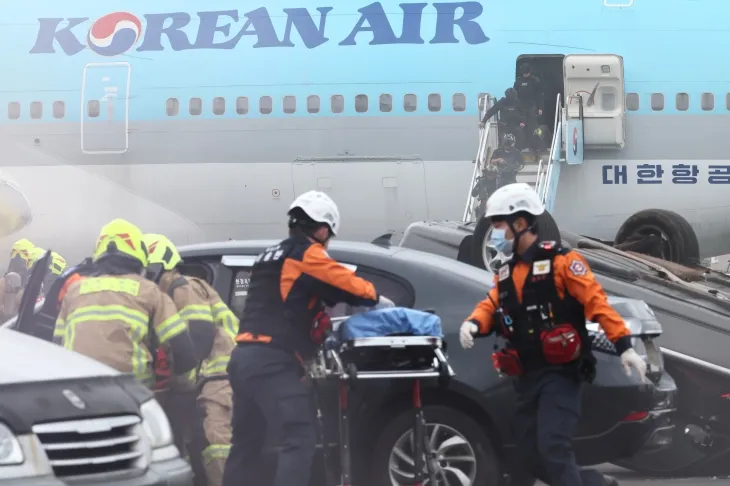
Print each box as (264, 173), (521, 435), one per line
(463, 94), (564, 222)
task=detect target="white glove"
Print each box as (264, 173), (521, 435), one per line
(459, 322), (479, 349)
(375, 295), (395, 309)
(620, 348), (647, 382)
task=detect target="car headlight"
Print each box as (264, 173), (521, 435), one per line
(140, 399), (173, 449)
(0, 423), (23, 466)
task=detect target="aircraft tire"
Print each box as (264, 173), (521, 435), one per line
(470, 210), (561, 270)
(614, 209), (700, 265)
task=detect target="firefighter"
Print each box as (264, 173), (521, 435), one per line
(144, 233), (236, 486)
(479, 88), (527, 149)
(6, 238), (34, 282)
(44, 251), (68, 292)
(459, 183), (646, 486)
(222, 191), (394, 486)
(54, 218), (199, 388)
(0, 239), (36, 319)
(514, 62), (543, 127)
(25, 247), (62, 298)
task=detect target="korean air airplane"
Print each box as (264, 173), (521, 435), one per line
(0, 0), (728, 265)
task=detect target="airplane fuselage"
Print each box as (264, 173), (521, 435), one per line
(1, 0), (728, 264)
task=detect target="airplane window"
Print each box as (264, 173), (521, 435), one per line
(166, 98), (179, 116)
(260, 96), (273, 115)
(701, 93), (714, 111)
(87, 100), (100, 118)
(52, 101), (65, 119)
(452, 93), (466, 112)
(307, 95), (320, 114)
(379, 94), (392, 112)
(7, 102), (20, 120)
(30, 101), (42, 120)
(283, 96), (296, 114)
(189, 97), (202, 116)
(675, 93), (689, 111)
(355, 94), (368, 113)
(404, 94), (417, 112)
(428, 94), (441, 112)
(726, 94), (730, 111)
(331, 95), (344, 114)
(650, 93), (664, 111)
(212, 97), (226, 115)
(625, 93), (639, 111)
(236, 97), (249, 115)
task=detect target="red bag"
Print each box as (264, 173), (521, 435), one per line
(540, 324), (582, 365)
(492, 348), (524, 376)
(310, 310), (332, 345)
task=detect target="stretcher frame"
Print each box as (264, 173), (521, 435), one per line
(309, 319), (455, 486)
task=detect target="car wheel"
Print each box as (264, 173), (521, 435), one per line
(370, 405), (501, 486)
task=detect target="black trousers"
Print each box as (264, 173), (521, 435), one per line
(222, 345), (316, 486)
(509, 370), (608, 486)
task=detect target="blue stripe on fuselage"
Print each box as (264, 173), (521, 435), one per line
(1, 0), (730, 123)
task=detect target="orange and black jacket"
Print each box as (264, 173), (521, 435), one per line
(467, 241), (633, 365)
(237, 235), (379, 359)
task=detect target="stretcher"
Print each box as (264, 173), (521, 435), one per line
(309, 314), (455, 486)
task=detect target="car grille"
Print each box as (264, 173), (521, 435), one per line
(32, 415), (146, 478)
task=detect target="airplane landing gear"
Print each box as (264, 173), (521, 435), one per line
(614, 209), (700, 266)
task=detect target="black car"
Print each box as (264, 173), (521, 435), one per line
(400, 215), (730, 477)
(172, 239), (675, 486)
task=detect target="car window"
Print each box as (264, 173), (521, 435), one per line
(227, 264), (412, 319)
(356, 268), (414, 307)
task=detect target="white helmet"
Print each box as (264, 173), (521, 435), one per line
(484, 183), (545, 219)
(289, 190), (341, 235)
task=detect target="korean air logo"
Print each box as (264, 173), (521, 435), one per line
(87, 12), (142, 56)
(572, 127), (578, 155)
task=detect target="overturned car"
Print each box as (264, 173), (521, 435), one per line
(399, 213), (730, 477)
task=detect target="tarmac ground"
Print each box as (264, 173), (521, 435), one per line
(535, 464), (730, 485)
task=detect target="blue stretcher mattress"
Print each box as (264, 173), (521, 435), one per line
(339, 308), (443, 340)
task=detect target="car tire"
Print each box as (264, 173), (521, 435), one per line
(470, 210), (561, 269)
(369, 405), (501, 486)
(614, 209), (700, 265)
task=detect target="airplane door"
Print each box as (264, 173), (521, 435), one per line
(563, 54), (625, 148)
(81, 62), (131, 154)
(291, 157), (429, 241)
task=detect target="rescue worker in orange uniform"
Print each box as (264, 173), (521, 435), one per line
(222, 191), (394, 486)
(459, 183), (647, 486)
(54, 218), (199, 388)
(144, 233), (236, 486)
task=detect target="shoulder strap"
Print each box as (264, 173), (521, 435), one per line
(167, 276), (189, 299)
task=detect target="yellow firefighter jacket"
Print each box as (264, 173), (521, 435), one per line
(54, 273), (188, 386)
(159, 271), (238, 383)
